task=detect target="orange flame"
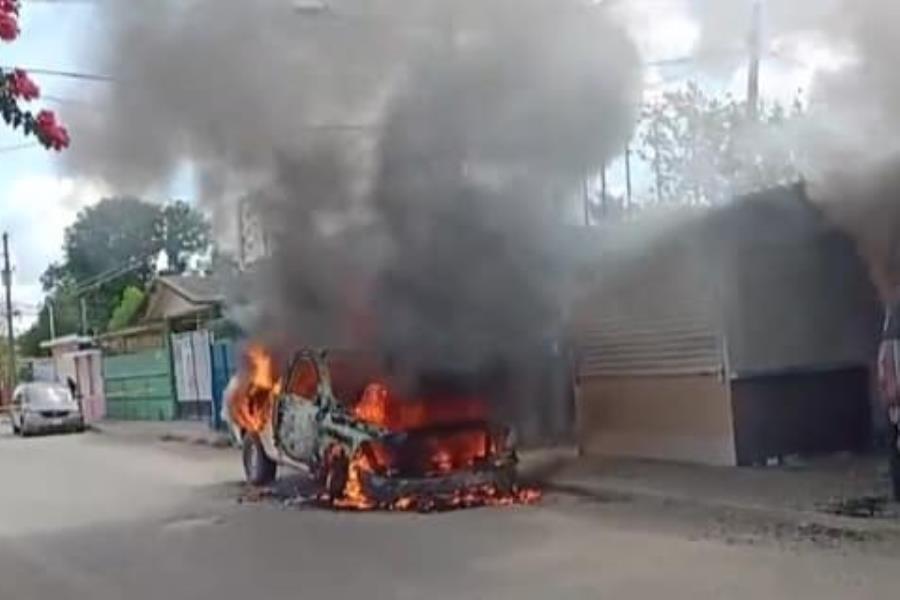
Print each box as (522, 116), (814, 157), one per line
(229, 343), (282, 434)
(331, 453), (542, 512)
(334, 447), (377, 510)
(328, 439), (541, 512)
(230, 345), (542, 511)
(353, 383), (490, 431)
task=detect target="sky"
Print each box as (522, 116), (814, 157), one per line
(0, 1), (193, 333)
(0, 0), (828, 334)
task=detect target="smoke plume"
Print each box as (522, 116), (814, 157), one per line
(660, 0), (900, 298)
(70, 1), (641, 384)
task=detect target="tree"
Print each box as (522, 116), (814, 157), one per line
(22, 198), (211, 342)
(0, 1), (69, 150)
(638, 82), (803, 206)
(161, 201), (211, 272)
(61, 197), (161, 329)
(63, 198), (162, 285)
(107, 286), (146, 331)
(18, 286), (81, 357)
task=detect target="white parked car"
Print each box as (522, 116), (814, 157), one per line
(9, 382), (86, 436)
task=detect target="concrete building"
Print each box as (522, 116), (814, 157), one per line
(39, 334), (94, 385)
(37, 335), (105, 422)
(571, 184), (882, 466)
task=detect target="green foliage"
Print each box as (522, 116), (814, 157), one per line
(161, 201), (211, 272)
(18, 287), (81, 357)
(108, 286), (146, 332)
(638, 82), (804, 206)
(19, 197), (211, 347)
(64, 197), (161, 283)
(62, 197), (161, 330)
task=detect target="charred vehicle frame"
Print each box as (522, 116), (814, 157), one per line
(233, 348), (520, 506)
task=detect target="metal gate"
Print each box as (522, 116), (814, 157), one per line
(210, 339), (238, 430)
(103, 348), (175, 421)
(171, 330), (213, 420)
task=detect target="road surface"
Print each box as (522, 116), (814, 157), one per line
(0, 421), (897, 600)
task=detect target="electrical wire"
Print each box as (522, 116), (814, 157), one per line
(0, 142), (40, 153)
(0, 65), (114, 83)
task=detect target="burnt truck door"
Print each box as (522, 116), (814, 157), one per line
(277, 354), (322, 465)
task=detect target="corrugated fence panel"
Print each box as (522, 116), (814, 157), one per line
(577, 317), (725, 378)
(102, 348), (175, 421)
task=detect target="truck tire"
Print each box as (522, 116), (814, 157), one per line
(891, 430), (900, 502)
(324, 448), (349, 500)
(242, 432), (277, 486)
(494, 464), (517, 496)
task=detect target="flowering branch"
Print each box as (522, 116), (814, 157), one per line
(0, 0), (69, 151)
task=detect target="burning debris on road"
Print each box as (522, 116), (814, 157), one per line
(227, 344), (541, 513)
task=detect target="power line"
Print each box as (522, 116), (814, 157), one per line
(0, 142), (40, 153)
(0, 65), (114, 83)
(74, 258), (151, 294)
(43, 94), (89, 105)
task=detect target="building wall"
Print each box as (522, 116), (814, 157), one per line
(570, 185), (881, 465)
(28, 358), (56, 382)
(71, 350), (106, 422)
(571, 210), (731, 465)
(145, 288), (200, 322)
(730, 367), (871, 465)
(577, 374), (736, 466)
(716, 190), (881, 375)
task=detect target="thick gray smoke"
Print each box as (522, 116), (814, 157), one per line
(674, 0), (900, 297)
(70, 0), (641, 385)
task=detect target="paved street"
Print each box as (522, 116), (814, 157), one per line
(1, 422), (899, 600)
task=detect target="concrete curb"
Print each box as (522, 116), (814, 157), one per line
(516, 449), (900, 537)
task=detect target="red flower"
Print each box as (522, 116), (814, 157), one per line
(0, 1), (19, 16)
(7, 69), (39, 101)
(0, 12), (18, 41)
(35, 110), (70, 151)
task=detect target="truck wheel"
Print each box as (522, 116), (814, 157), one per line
(495, 464), (517, 496)
(324, 448), (349, 499)
(891, 439), (900, 502)
(242, 432), (277, 486)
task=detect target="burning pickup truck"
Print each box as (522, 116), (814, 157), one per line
(225, 345), (537, 510)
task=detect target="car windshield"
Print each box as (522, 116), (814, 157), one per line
(26, 384), (73, 405)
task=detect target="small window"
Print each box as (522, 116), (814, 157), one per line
(288, 358), (319, 400)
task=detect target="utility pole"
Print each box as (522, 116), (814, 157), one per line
(237, 198), (247, 270)
(79, 296), (88, 336)
(624, 144), (633, 212)
(582, 178), (591, 227)
(2, 233), (15, 396)
(652, 141), (664, 205)
(47, 298), (56, 340)
(747, 0), (762, 120)
(600, 164), (608, 218)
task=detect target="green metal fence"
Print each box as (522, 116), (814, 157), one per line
(103, 348), (176, 421)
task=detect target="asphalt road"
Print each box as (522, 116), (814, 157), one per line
(0, 422), (897, 600)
